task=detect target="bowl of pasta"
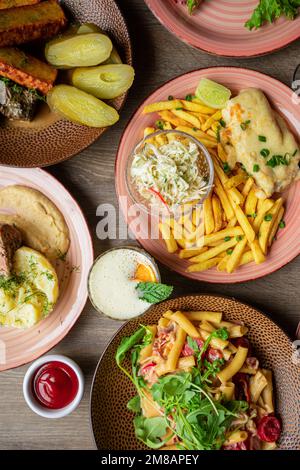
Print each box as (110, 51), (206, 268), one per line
(90, 294), (300, 450)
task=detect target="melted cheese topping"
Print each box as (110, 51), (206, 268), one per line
(221, 88), (300, 197)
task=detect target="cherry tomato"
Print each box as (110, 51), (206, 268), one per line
(257, 416), (281, 443)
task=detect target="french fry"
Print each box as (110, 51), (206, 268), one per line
(172, 109), (201, 128)
(192, 206), (203, 226)
(257, 198), (265, 212)
(211, 122), (220, 133)
(187, 257), (222, 272)
(143, 100), (182, 113)
(240, 250), (254, 266)
(144, 127), (155, 137)
(259, 198), (283, 254)
(214, 177), (234, 220)
(159, 223), (178, 253)
(213, 157), (229, 186)
(180, 100), (215, 114)
(202, 110), (222, 131)
(226, 237), (248, 273)
(229, 196), (256, 243)
(202, 226), (243, 246)
(162, 121), (172, 130)
(190, 238), (238, 263)
(175, 126), (217, 148)
(228, 187), (245, 205)
(158, 110), (192, 128)
(207, 129), (216, 138)
(176, 238), (195, 249)
(204, 194), (215, 235)
(245, 187), (258, 219)
(225, 174), (247, 190)
(253, 199), (274, 233)
(250, 239), (266, 264)
(217, 255), (230, 272)
(217, 143), (228, 162)
(212, 195), (223, 232)
(227, 216), (237, 227)
(241, 177), (254, 197)
(179, 247), (208, 259)
(268, 206), (284, 247)
(155, 133), (168, 146)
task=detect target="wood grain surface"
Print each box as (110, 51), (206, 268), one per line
(1, 0), (300, 450)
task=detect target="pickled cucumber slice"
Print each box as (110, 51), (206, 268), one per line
(45, 33), (113, 68)
(47, 85), (119, 127)
(76, 23), (122, 64)
(71, 64), (134, 100)
(195, 78), (231, 109)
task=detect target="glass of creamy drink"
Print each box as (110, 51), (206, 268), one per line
(87, 246), (161, 320)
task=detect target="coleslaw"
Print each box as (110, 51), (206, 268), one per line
(130, 138), (210, 208)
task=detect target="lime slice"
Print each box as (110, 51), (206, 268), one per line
(195, 78), (231, 109)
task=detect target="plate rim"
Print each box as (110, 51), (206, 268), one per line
(0, 167), (94, 371)
(0, 0), (133, 169)
(115, 65), (300, 284)
(144, 0), (300, 58)
(89, 292), (294, 450)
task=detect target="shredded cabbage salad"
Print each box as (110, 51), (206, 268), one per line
(131, 139), (210, 208)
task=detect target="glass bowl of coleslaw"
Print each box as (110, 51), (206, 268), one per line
(126, 129), (214, 217)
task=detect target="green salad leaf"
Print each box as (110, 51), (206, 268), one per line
(136, 282), (173, 304)
(133, 415), (169, 449)
(245, 0), (300, 30)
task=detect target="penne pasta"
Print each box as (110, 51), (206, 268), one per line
(166, 326), (187, 372)
(249, 370), (268, 403)
(217, 346), (248, 382)
(169, 311), (201, 338)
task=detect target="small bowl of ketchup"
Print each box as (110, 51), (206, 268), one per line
(23, 355), (84, 419)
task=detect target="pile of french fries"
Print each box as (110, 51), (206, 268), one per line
(142, 96), (285, 274)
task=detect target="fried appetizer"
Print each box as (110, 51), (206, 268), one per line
(0, 0), (41, 9)
(0, 0), (67, 47)
(0, 47), (57, 94)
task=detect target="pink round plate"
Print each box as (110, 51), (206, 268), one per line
(116, 67), (300, 284)
(145, 0), (300, 57)
(0, 168), (93, 371)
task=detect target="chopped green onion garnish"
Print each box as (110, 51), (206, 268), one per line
(258, 135), (267, 142)
(185, 94), (193, 101)
(226, 249), (233, 255)
(219, 118), (226, 128)
(224, 236), (231, 242)
(155, 120), (164, 130)
(264, 214), (273, 222)
(260, 148), (270, 158)
(253, 164), (260, 172)
(236, 235), (244, 241)
(279, 220), (286, 229)
(223, 162), (230, 174)
(240, 120), (251, 130)
(168, 95), (174, 100)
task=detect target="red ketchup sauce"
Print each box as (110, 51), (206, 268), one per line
(32, 361), (79, 409)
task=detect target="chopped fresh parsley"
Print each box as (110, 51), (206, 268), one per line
(240, 120), (251, 130)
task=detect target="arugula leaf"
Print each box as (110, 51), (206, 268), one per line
(115, 326), (145, 369)
(245, 0), (300, 30)
(133, 415), (168, 449)
(127, 395), (141, 413)
(136, 282), (173, 304)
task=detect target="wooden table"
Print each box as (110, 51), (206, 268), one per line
(1, 0), (300, 450)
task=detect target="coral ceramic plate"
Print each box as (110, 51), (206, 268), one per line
(0, 167), (93, 371)
(91, 295), (300, 450)
(0, 0), (132, 167)
(145, 0), (300, 57)
(115, 67), (300, 283)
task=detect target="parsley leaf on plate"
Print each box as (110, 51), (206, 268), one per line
(245, 0), (300, 30)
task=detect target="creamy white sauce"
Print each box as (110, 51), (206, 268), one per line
(88, 249), (157, 320)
